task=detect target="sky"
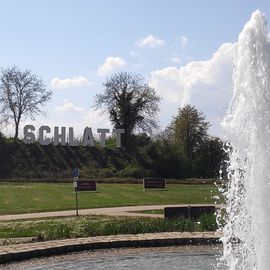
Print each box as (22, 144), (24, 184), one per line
(1, 0), (270, 138)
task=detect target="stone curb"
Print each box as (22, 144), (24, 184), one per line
(0, 232), (222, 264)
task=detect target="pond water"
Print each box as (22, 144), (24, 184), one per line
(2, 246), (226, 270)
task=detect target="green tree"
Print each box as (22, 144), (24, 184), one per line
(154, 142), (190, 178)
(169, 105), (210, 160)
(0, 132), (12, 177)
(94, 72), (160, 145)
(0, 66), (52, 140)
(193, 137), (227, 178)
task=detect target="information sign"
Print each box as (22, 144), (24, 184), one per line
(143, 178), (166, 190)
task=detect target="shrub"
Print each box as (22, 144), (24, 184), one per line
(0, 215), (218, 241)
(197, 213), (218, 231)
(119, 163), (146, 178)
(40, 224), (72, 240)
(98, 167), (117, 178)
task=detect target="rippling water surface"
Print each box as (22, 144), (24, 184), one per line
(3, 247), (225, 270)
(28, 253), (221, 270)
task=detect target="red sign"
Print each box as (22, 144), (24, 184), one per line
(143, 178), (166, 189)
(75, 180), (96, 191)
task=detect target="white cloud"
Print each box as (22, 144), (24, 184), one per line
(98, 56), (126, 76)
(180, 35), (188, 46)
(150, 42), (236, 135)
(55, 99), (84, 114)
(135, 35), (165, 48)
(83, 109), (112, 130)
(130, 51), (140, 57)
(51, 76), (92, 89)
(132, 63), (144, 68)
(170, 56), (182, 64)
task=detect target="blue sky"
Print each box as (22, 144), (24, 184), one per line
(1, 0), (270, 137)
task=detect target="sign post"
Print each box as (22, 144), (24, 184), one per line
(73, 181), (97, 215)
(75, 186), (78, 216)
(72, 168), (80, 216)
(72, 168), (97, 216)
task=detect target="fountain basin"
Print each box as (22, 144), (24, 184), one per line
(0, 232), (221, 264)
(4, 245), (225, 270)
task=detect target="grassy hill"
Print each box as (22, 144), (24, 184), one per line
(0, 135), (164, 180)
(0, 133), (225, 181)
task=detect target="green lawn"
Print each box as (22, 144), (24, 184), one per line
(0, 182), (220, 215)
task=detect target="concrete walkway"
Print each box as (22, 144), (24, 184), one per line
(0, 204), (220, 221)
(0, 231), (222, 264)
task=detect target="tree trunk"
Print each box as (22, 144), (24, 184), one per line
(14, 122), (19, 141)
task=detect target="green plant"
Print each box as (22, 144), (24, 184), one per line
(119, 163), (146, 178)
(40, 224), (72, 240)
(0, 215), (219, 242)
(197, 213), (218, 231)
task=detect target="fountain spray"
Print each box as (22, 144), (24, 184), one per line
(221, 10), (270, 270)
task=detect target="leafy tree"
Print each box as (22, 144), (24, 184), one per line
(94, 72), (160, 145)
(169, 105), (210, 160)
(154, 142), (190, 178)
(0, 66), (52, 140)
(193, 137), (227, 178)
(0, 132), (12, 177)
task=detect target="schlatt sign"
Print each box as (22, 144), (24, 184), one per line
(23, 125), (125, 148)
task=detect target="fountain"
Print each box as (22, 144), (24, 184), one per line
(221, 10), (270, 270)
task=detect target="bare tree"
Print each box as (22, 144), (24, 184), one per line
(0, 66), (52, 140)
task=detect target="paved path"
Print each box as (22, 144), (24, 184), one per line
(0, 204), (220, 221)
(0, 231), (222, 264)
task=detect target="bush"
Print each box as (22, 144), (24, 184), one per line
(80, 164), (100, 178)
(0, 215), (218, 241)
(98, 167), (117, 178)
(119, 163), (147, 178)
(0, 133), (13, 177)
(197, 213), (218, 231)
(41, 224), (72, 240)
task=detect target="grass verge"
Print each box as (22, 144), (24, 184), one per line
(0, 214), (218, 242)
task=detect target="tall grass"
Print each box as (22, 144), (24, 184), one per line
(0, 214), (217, 241)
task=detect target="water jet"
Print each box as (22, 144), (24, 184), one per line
(221, 9), (270, 270)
